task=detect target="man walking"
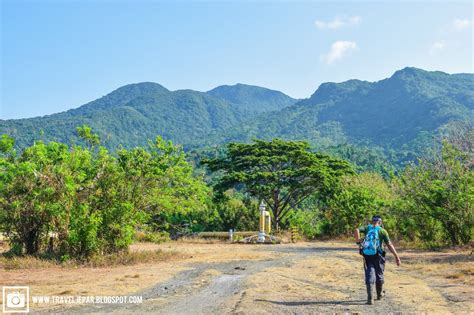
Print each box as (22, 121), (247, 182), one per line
(354, 215), (401, 305)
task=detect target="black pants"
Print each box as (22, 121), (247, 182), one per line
(363, 253), (385, 285)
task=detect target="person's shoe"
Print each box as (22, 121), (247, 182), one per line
(376, 282), (384, 300)
(366, 284), (374, 305)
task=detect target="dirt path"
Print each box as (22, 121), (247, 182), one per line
(44, 242), (472, 314)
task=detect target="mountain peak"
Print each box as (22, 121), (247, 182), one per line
(309, 79), (372, 101)
(70, 82), (169, 114)
(207, 84), (297, 113)
(109, 82), (169, 96)
(390, 67), (452, 80)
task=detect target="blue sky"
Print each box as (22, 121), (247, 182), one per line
(1, 1), (473, 119)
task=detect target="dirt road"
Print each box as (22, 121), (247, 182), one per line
(46, 242), (472, 314)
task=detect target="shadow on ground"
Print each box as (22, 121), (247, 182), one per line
(261, 246), (356, 254)
(255, 299), (367, 306)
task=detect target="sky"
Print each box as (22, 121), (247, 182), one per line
(1, 1), (473, 119)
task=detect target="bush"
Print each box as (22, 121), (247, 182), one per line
(287, 209), (322, 239)
(213, 191), (259, 232)
(395, 140), (473, 246)
(322, 172), (395, 236)
(0, 129), (209, 258)
(135, 230), (170, 243)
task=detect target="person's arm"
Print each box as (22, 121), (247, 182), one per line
(386, 242), (401, 266)
(354, 228), (361, 243)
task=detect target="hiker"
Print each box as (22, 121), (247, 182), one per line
(354, 215), (401, 305)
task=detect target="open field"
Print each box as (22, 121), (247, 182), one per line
(1, 241), (472, 314)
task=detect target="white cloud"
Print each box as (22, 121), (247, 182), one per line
(453, 18), (472, 31)
(315, 16), (361, 30)
(321, 41), (358, 64)
(429, 40), (446, 55)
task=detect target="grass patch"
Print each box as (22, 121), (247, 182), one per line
(174, 237), (222, 244)
(0, 255), (58, 270)
(445, 273), (463, 279)
(445, 267), (474, 281)
(84, 249), (176, 268)
(1, 249), (177, 270)
(134, 231), (170, 244)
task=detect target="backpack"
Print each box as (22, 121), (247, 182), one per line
(362, 224), (381, 256)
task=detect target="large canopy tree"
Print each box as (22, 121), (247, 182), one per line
(203, 139), (353, 229)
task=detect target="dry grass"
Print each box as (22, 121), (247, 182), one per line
(0, 249), (177, 270)
(399, 247), (474, 287)
(233, 241), (473, 314)
(84, 249), (177, 268)
(0, 241), (275, 311)
(0, 255), (58, 270)
(140, 241), (279, 263)
(173, 237), (224, 244)
(2, 240), (472, 313)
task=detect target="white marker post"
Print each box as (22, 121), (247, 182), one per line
(257, 200), (266, 243)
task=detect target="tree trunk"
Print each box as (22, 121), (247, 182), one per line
(273, 189), (280, 231)
(446, 222), (460, 246)
(25, 229), (39, 255)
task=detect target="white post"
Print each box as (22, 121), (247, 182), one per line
(257, 200), (266, 243)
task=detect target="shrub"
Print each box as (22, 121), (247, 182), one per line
(322, 172), (395, 236)
(395, 141), (473, 246)
(135, 230), (170, 244)
(287, 209), (322, 239)
(0, 129), (209, 258)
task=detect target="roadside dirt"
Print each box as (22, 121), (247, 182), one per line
(2, 241), (472, 314)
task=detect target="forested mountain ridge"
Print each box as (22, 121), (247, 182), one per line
(1, 67), (472, 163)
(207, 83), (298, 113)
(0, 82), (296, 149)
(202, 67), (473, 162)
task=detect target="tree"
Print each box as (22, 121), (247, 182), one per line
(323, 172), (395, 236)
(0, 138), (74, 254)
(213, 190), (259, 231)
(0, 128), (210, 257)
(203, 139), (353, 230)
(118, 137), (210, 233)
(397, 139), (473, 245)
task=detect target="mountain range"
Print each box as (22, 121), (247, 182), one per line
(1, 67), (473, 164)
(0, 82), (297, 150)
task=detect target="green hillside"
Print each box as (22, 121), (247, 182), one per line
(204, 68), (473, 162)
(0, 82), (295, 150)
(207, 83), (297, 113)
(1, 68), (472, 164)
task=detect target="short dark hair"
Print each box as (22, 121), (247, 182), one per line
(372, 215), (382, 222)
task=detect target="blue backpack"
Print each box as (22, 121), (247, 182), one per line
(362, 224), (381, 256)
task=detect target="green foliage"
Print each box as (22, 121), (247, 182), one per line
(322, 172), (395, 236)
(212, 190), (259, 231)
(203, 139), (353, 229)
(0, 83), (296, 152)
(2, 69), (473, 252)
(0, 134), (15, 155)
(202, 68), (473, 165)
(207, 83), (297, 113)
(0, 140), (75, 254)
(135, 230), (170, 244)
(323, 144), (397, 177)
(0, 127), (209, 258)
(1, 69), (472, 169)
(395, 140), (473, 246)
(130, 137), (212, 233)
(287, 208), (322, 239)
(76, 125), (100, 145)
